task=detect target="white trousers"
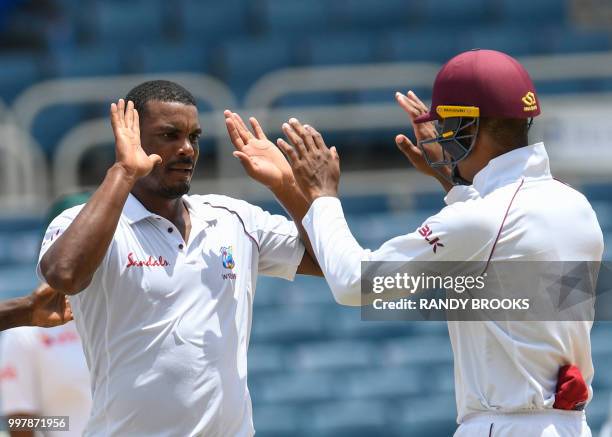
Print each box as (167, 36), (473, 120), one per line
(454, 410), (591, 437)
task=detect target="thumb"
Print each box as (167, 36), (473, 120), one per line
(330, 146), (340, 161)
(395, 134), (415, 151)
(233, 151), (257, 174)
(395, 134), (421, 160)
(149, 154), (162, 166)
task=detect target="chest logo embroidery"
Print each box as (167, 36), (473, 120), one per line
(221, 246), (236, 269)
(126, 252), (170, 268)
(418, 224), (445, 253)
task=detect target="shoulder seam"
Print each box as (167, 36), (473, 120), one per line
(483, 178), (525, 273)
(202, 202), (260, 252)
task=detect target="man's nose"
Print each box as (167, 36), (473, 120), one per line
(177, 138), (195, 157)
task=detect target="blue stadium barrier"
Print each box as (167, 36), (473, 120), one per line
(179, 0), (248, 40)
(542, 28), (612, 54)
(134, 43), (208, 74)
(417, 0), (492, 24)
(51, 46), (124, 77)
(290, 340), (376, 371)
(251, 404), (301, 436)
(381, 30), (463, 63)
(215, 37), (295, 100)
(498, 0), (568, 24)
(247, 344), (285, 375)
(251, 306), (327, 343)
(306, 400), (388, 436)
(463, 26), (539, 57)
(300, 32), (379, 66)
(330, 0), (413, 29)
(254, 371), (337, 404)
(32, 104), (84, 155)
(94, 0), (165, 45)
(0, 54), (40, 102)
(258, 0), (331, 34)
(342, 368), (423, 399)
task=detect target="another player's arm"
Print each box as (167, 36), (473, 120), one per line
(0, 284), (72, 331)
(277, 120), (469, 305)
(40, 100), (161, 294)
(223, 111), (321, 276)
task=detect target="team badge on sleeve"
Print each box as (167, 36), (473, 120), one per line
(220, 246), (236, 269)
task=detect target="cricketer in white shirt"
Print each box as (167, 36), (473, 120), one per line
(37, 193), (304, 436)
(0, 321), (91, 437)
(301, 143), (603, 435)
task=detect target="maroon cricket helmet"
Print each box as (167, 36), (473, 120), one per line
(415, 49), (541, 124)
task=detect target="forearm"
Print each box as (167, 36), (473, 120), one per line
(40, 164), (135, 294)
(0, 296), (32, 331)
(272, 180), (321, 274)
(302, 197), (368, 305)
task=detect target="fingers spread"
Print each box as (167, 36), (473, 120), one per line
(126, 100), (134, 129)
(288, 118), (314, 151)
(118, 99), (125, 125)
(233, 151), (257, 174)
(305, 125), (326, 150)
(276, 138), (299, 164)
(395, 134), (422, 160)
(249, 117), (266, 140)
(395, 92), (421, 119)
(133, 109), (140, 137)
(282, 122), (307, 158)
(330, 146), (339, 161)
(232, 112), (252, 144)
(110, 102), (119, 128)
(407, 90), (429, 113)
(225, 117), (246, 150)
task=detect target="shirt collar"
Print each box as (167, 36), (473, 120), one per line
(471, 142), (551, 196)
(123, 193), (156, 225)
(123, 193), (210, 226)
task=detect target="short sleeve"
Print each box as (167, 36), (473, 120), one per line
(0, 328), (41, 415)
(249, 205), (305, 280)
(192, 195), (306, 280)
(36, 205), (83, 283)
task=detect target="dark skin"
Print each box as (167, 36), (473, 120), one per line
(0, 283), (72, 331)
(279, 91), (512, 202)
(41, 98), (319, 295)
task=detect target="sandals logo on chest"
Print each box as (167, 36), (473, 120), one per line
(126, 252), (170, 268)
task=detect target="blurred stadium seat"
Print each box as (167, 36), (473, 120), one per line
(0, 54), (40, 102)
(179, 0), (248, 39)
(133, 43), (208, 74)
(93, 0), (165, 45)
(258, 0), (331, 34)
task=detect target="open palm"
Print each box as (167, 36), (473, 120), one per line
(224, 111), (292, 190)
(111, 99), (161, 179)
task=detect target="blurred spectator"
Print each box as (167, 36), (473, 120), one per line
(0, 318), (90, 437)
(0, 192), (92, 437)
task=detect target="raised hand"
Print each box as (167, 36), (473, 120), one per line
(224, 110), (294, 193)
(394, 91), (450, 180)
(31, 283), (73, 327)
(110, 99), (162, 180)
(276, 118), (340, 204)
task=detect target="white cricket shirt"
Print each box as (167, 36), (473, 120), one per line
(37, 194), (305, 437)
(0, 321), (91, 437)
(302, 143), (604, 423)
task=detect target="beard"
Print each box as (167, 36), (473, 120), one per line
(157, 179), (191, 199)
